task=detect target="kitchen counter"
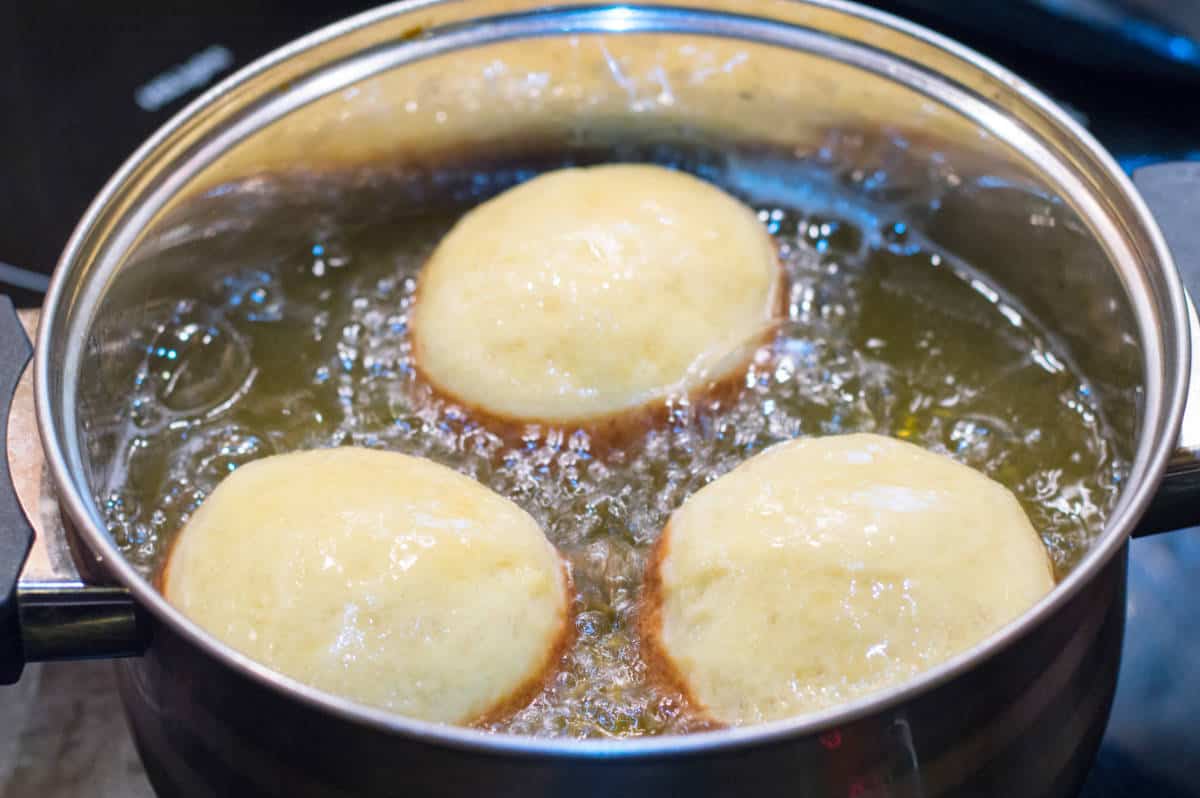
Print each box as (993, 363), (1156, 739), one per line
(0, 661), (153, 797)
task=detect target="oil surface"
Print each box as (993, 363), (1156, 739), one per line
(101, 165), (1124, 738)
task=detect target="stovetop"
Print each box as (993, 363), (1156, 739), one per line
(1, 3), (1198, 796)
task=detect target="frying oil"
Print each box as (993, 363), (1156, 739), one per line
(101, 165), (1123, 738)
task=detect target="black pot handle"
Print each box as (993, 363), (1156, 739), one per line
(0, 299), (147, 685)
(1134, 162), (1200, 536)
(0, 296), (34, 683)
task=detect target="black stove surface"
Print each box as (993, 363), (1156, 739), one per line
(1081, 530), (1200, 797)
(2, 3), (1198, 796)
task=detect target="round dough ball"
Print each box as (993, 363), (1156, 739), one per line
(412, 164), (781, 426)
(163, 447), (570, 725)
(642, 433), (1054, 726)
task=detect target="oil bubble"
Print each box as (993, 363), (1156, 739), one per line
(140, 303), (253, 415)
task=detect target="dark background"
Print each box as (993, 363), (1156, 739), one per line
(2, 0), (1200, 303)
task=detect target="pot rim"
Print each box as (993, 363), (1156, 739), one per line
(34, 0), (1188, 758)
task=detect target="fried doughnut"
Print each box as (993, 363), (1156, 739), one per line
(163, 447), (571, 725)
(412, 164), (781, 429)
(641, 433), (1054, 725)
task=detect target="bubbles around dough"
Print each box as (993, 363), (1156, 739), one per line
(412, 164), (781, 426)
(642, 433), (1055, 726)
(162, 447), (570, 725)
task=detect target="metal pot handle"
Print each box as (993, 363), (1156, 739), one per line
(0, 297), (35, 682)
(0, 300), (146, 684)
(1134, 162), (1200, 536)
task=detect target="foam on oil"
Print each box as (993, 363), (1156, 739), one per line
(101, 165), (1123, 738)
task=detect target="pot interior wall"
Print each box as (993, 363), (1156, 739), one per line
(58, 6), (1144, 585)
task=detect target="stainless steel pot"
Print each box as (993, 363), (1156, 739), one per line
(3, 1), (1200, 795)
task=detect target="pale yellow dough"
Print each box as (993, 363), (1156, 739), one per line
(646, 433), (1054, 726)
(412, 164), (780, 425)
(163, 447), (569, 725)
